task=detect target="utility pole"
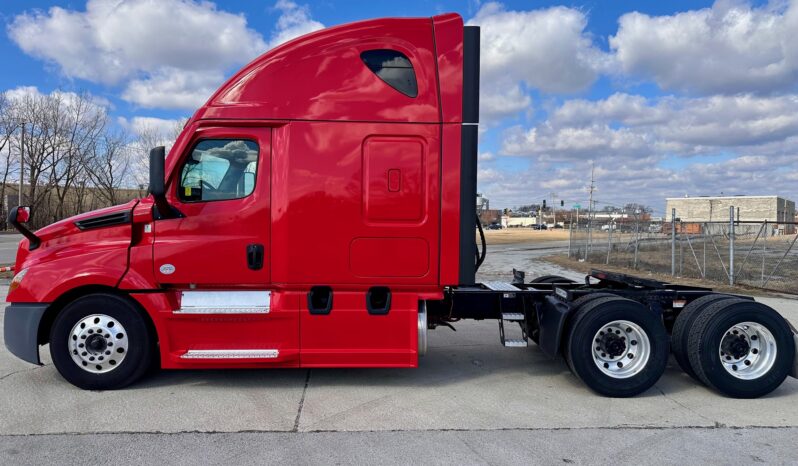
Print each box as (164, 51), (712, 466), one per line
(585, 163), (596, 260)
(550, 192), (557, 227)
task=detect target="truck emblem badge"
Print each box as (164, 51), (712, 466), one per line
(159, 264), (176, 275)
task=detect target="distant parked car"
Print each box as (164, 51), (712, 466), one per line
(600, 224), (615, 231)
(486, 223), (503, 230)
(528, 224), (547, 230)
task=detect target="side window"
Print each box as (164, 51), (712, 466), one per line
(360, 49), (418, 98)
(178, 139), (259, 202)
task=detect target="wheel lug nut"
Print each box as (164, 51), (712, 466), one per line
(751, 335), (758, 341)
(603, 363), (609, 368)
(725, 356), (731, 360)
(617, 362), (623, 368)
(752, 349), (758, 354)
(631, 340), (637, 346)
(744, 360), (751, 366)
(601, 353), (607, 358)
(627, 353), (634, 359)
(732, 364), (738, 371)
(625, 327), (632, 333)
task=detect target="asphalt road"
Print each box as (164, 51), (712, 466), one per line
(1, 246), (798, 464)
(0, 234), (20, 265)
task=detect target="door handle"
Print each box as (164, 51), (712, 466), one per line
(247, 243), (264, 270)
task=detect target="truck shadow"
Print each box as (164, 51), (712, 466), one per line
(133, 345), (796, 399)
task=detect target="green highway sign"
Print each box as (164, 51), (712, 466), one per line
(573, 204), (581, 209)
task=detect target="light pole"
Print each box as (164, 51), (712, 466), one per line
(19, 122), (24, 207)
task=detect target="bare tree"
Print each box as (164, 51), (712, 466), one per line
(131, 117), (188, 192)
(0, 94), (21, 225)
(85, 131), (131, 205)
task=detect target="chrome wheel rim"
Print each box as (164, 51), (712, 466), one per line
(68, 314), (129, 374)
(718, 321), (777, 380)
(592, 320), (651, 379)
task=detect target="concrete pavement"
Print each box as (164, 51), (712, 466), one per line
(1, 261), (798, 463)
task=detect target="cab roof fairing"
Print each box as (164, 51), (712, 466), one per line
(191, 13), (464, 124)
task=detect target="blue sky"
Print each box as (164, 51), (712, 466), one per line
(2, 0), (796, 215)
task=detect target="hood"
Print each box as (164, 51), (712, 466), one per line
(14, 200), (139, 270)
(34, 200), (139, 241)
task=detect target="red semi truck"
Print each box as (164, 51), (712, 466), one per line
(3, 13), (797, 398)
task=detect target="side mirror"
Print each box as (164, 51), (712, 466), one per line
(147, 146), (179, 219)
(8, 205), (39, 250)
(15, 206), (30, 224)
(148, 146), (165, 197)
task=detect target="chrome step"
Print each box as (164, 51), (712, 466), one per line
(503, 339), (528, 348)
(499, 311), (528, 348)
(483, 281), (521, 292)
(181, 349), (279, 359)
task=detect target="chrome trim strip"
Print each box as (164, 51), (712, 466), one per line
(181, 349), (279, 359)
(176, 291), (270, 314)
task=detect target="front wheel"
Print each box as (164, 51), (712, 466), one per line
(565, 297), (669, 397)
(50, 293), (155, 390)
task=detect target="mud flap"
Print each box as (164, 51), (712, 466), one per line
(537, 295), (570, 358)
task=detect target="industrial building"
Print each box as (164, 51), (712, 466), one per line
(665, 195), (795, 234)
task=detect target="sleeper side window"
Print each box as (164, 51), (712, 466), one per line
(360, 49), (418, 98)
(178, 139), (259, 202)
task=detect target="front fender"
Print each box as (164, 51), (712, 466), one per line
(8, 247), (129, 303)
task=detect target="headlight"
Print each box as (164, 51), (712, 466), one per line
(9, 268), (28, 294)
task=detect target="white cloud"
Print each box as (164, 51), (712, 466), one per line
(118, 116), (183, 140)
(502, 93), (798, 160)
(8, 0), (266, 86)
(8, 0), (323, 110)
(468, 3), (610, 94)
(122, 68), (225, 110)
(268, 0), (325, 49)
(479, 83), (532, 124)
(610, 1), (798, 94)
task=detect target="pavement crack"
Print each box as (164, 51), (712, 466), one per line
(0, 365), (43, 383)
(655, 385), (715, 424)
(293, 370), (311, 432)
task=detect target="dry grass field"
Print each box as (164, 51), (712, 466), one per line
(479, 228), (570, 245)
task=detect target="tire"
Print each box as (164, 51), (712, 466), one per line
(531, 275), (576, 284)
(686, 300), (795, 398)
(671, 294), (739, 382)
(50, 293), (155, 390)
(565, 296), (669, 397)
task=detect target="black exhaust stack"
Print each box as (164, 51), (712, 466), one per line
(458, 25), (480, 285)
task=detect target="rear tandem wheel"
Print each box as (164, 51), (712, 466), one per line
(564, 296), (669, 397)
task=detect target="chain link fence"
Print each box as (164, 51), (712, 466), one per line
(568, 211), (798, 294)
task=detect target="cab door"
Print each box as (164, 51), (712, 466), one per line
(151, 126), (298, 367)
(153, 126), (270, 286)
